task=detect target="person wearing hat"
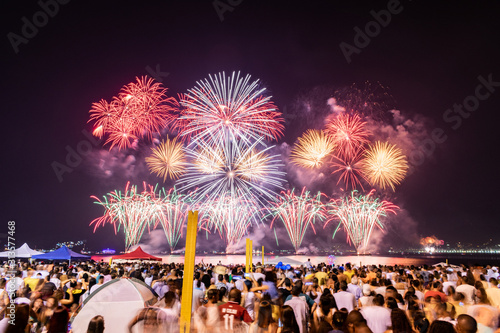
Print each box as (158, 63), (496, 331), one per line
(358, 284), (374, 308)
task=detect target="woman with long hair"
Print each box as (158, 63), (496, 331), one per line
(87, 315), (105, 333)
(428, 320), (455, 333)
(47, 306), (69, 333)
(242, 279), (257, 320)
(312, 293), (335, 332)
(277, 305), (299, 333)
(250, 300), (278, 333)
(5, 304), (30, 333)
(475, 287), (491, 305)
(386, 308), (415, 333)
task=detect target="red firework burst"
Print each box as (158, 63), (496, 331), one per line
(324, 113), (370, 159)
(330, 149), (367, 191)
(89, 77), (177, 150)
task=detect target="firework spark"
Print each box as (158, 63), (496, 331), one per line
(89, 77), (177, 150)
(177, 71), (284, 146)
(201, 189), (258, 248)
(146, 137), (187, 181)
(330, 149), (367, 190)
(158, 187), (191, 252)
(178, 137), (285, 206)
(90, 182), (165, 250)
(333, 81), (396, 120)
(360, 141), (408, 191)
(325, 113), (370, 159)
(268, 188), (327, 252)
(290, 129), (335, 169)
(326, 190), (398, 253)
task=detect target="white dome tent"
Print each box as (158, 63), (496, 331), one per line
(71, 278), (158, 333)
(0, 243), (42, 258)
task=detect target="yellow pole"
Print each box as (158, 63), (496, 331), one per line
(245, 238), (250, 273)
(180, 211), (198, 333)
(262, 246), (264, 265)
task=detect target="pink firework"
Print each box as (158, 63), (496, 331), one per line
(324, 113), (370, 159)
(89, 77), (177, 150)
(330, 149), (368, 191)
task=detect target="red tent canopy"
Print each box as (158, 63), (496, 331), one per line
(111, 246), (162, 261)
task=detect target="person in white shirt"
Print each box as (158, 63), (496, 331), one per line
(5, 271), (24, 295)
(456, 276), (476, 305)
(242, 279), (256, 320)
(89, 276), (105, 294)
(284, 286), (308, 333)
(334, 281), (356, 313)
(360, 294), (392, 333)
(192, 280), (204, 313)
(193, 271), (206, 293)
(442, 274), (457, 295)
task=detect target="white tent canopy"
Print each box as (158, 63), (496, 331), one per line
(71, 278), (158, 333)
(0, 243), (43, 258)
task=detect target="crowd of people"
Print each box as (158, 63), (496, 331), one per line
(1, 258), (500, 332)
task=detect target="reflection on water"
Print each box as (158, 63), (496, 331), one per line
(156, 254), (431, 266)
(92, 253), (500, 266)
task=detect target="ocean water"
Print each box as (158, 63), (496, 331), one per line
(93, 254), (498, 266)
(92, 253), (500, 267)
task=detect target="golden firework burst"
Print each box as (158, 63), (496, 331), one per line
(290, 129), (335, 169)
(146, 137), (186, 181)
(360, 141), (408, 191)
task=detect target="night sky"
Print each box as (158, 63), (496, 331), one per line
(2, 1), (500, 252)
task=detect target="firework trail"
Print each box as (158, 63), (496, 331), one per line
(90, 182), (165, 250)
(360, 141), (409, 191)
(200, 189), (259, 249)
(177, 71), (284, 146)
(177, 137), (285, 206)
(268, 188), (327, 253)
(330, 149), (367, 190)
(324, 113), (370, 160)
(89, 77), (177, 150)
(290, 129), (335, 169)
(158, 187), (191, 252)
(146, 137), (187, 181)
(326, 190), (398, 253)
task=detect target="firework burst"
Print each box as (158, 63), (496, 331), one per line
(177, 71), (284, 146)
(268, 188), (327, 252)
(326, 190), (398, 253)
(89, 77), (177, 150)
(325, 113), (370, 159)
(90, 182), (165, 250)
(146, 137), (187, 181)
(360, 141), (409, 191)
(290, 129), (335, 169)
(158, 187), (191, 252)
(178, 138), (285, 205)
(330, 149), (367, 190)
(201, 189), (258, 248)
